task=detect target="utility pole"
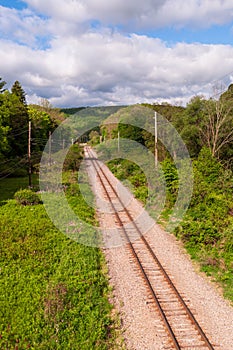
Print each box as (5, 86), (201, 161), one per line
(154, 111), (158, 168)
(49, 131), (52, 166)
(118, 130), (120, 153)
(28, 121), (32, 187)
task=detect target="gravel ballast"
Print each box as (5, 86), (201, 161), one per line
(85, 149), (233, 350)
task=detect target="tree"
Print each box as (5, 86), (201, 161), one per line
(11, 80), (27, 104)
(7, 81), (29, 157)
(177, 96), (205, 158)
(0, 92), (10, 160)
(174, 93), (233, 165)
(38, 98), (66, 124)
(63, 144), (83, 171)
(28, 106), (54, 164)
(200, 88), (233, 162)
(89, 130), (100, 145)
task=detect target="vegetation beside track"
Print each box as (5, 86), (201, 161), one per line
(107, 149), (233, 303)
(0, 172), (121, 350)
(96, 102), (232, 304)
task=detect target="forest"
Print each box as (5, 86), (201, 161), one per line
(0, 77), (68, 179)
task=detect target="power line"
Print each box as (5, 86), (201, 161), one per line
(210, 69), (233, 87)
(10, 129), (29, 137)
(0, 158), (28, 179)
(7, 125), (29, 134)
(0, 148), (45, 179)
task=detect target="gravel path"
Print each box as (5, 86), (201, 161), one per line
(85, 149), (233, 350)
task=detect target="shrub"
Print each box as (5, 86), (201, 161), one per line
(14, 189), (41, 206)
(161, 158), (179, 206)
(63, 144), (83, 172)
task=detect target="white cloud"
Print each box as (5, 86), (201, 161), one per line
(1, 29), (233, 107)
(0, 5), (51, 47)
(151, 0), (233, 28)
(24, 0), (89, 22)
(1, 1), (233, 107)
(23, 0), (233, 29)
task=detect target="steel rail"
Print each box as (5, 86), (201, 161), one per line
(85, 146), (215, 350)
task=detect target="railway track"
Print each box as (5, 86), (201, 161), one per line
(84, 145), (215, 350)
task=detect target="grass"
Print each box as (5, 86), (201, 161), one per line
(0, 175), (39, 202)
(0, 172), (120, 349)
(107, 159), (148, 204)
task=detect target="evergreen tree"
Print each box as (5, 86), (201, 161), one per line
(11, 80), (27, 104)
(0, 91), (10, 160)
(7, 81), (29, 157)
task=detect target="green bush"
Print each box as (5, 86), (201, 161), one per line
(161, 158), (179, 206)
(63, 144), (83, 172)
(14, 189), (41, 206)
(108, 159), (148, 204)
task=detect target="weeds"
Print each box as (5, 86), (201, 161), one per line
(0, 172), (118, 349)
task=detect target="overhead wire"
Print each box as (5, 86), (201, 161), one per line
(0, 156), (28, 179)
(2, 68), (232, 179)
(0, 148), (46, 179)
(9, 129), (29, 137)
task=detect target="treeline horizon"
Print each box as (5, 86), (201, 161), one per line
(1, 75), (233, 179)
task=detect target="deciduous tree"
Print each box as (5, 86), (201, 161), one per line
(200, 87), (233, 162)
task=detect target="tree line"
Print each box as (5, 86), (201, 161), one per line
(0, 77), (66, 178)
(1, 75), (233, 179)
(143, 85), (233, 168)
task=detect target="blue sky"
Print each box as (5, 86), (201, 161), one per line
(0, 0), (26, 10)
(1, 0), (233, 107)
(138, 25), (233, 45)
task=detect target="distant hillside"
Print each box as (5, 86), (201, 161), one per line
(61, 107), (86, 115)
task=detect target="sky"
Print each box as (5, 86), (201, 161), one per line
(1, 0), (233, 107)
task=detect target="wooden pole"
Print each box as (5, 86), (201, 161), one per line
(49, 131), (52, 166)
(154, 112), (158, 168)
(28, 121), (32, 187)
